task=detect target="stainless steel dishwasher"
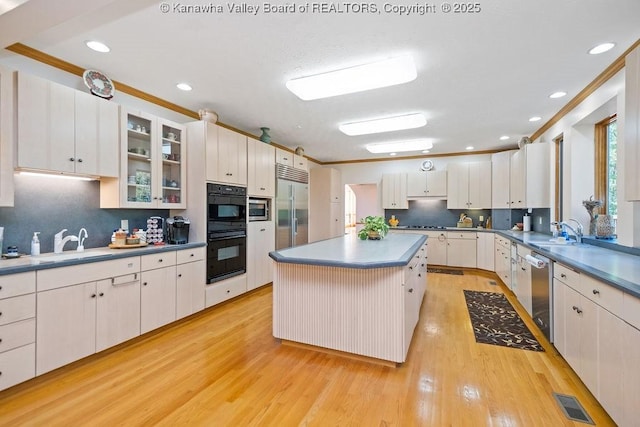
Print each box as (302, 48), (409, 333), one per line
(528, 252), (553, 342)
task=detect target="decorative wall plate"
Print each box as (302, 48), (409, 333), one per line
(82, 69), (115, 99)
(420, 159), (434, 171)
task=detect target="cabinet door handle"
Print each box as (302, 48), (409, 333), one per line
(69, 157), (75, 162)
(77, 158), (83, 163)
(143, 282), (148, 286)
(158, 259), (163, 263)
(99, 292), (104, 297)
(178, 274), (182, 278)
(561, 273), (567, 279)
(260, 228), (266, 232)
(592, 289), (600, 295)
(190, 253), (194, 257)
(91, 294), (97, 298)
(408, 288), (414, 293)
(226, 289), (230, 293)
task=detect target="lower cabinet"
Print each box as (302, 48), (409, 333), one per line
(425, 231), (447, 265)
(95, 274), (141, 352)
(446, 232), (477, 268)
(0, 272), (36, 391)
(141, 266), (177, 334)
(476, 232), (494, 271)
(553, 264), (625, 425)
(205, 274), (247, 307)
(176, 248), (206, 320)
(247, 221), (275, 291)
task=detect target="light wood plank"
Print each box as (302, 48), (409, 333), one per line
(0, 272), (616, 426)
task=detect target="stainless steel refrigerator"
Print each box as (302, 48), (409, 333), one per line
(275, 164), (309, 250)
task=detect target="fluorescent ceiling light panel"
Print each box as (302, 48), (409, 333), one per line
(366, 139), (433, 154)
(286, 55), (417, 100)
(339, 113), (426, 136)
(549, 91), (567, 99)
(529, 116), (542, 122)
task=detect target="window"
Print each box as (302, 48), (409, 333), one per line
(594, 115), (617, 217)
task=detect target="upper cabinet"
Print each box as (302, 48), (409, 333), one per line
(100, 107), (186, 209)
(491, 150), (515, 209)
(276, 148), (308, 171)
(447, 161), (492, 209)
(16, 72), (118, 177)
(509, 149), (526, 209)
(0, 65), (15, 207)
(207, 125), (247, 186)
(625, 45), (640, 201)
(247, 137), (275, 197)
(407, 170), (447, 198)
(382, 173), (408, 209)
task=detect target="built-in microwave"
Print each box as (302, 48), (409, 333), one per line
(248, 198), (270, 221)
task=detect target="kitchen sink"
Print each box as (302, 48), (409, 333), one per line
(34, 250), (114, 263)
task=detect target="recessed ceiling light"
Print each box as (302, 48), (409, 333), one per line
(500, 135), (510, 141)
(366, 139), (433, 154)
(85, 40), (110, 53)
(286, 55), (417, 100)
(176, 83), (192, 91)
(422, 150), (430, 154)
(589, 42), (615, 55)
(549, 91), (567, 99)
(339, 113), (426, 136)
(390, 153), (397, 156)
(466, 146), (474, 150)
(529, 116), (542, 122)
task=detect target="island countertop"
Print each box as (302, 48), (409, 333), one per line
(269, 233), (427, 269)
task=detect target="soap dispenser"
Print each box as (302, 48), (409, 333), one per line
(31, 232), (40, 256)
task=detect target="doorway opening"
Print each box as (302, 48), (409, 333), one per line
(345, 183), (378, 235)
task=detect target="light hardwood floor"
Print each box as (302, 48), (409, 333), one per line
(0, 271), (616, 426)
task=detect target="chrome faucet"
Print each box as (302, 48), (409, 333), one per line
(54, 229), (79, 254)
(77, 228), (88, 252)
(556, 219), (584, 243)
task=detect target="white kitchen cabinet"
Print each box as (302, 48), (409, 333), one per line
(508, 144), (550, 209)
(491, 150), (514, 209)
(310, 167), (343, 242)
(140, 252), (177, 334)
(447, 162), (492, 209)
(553, 263), (625, 425)
(205, 125), (247, 186)
(276, 148), (293, 166)
(101, 108), (186, 209)
(176, 247), (206, 319)
(425, 231), (447, 265)
(0, 65), (15, 207)
(247, 137), (275, 197)
(17, 72), (118, 177)
(514, 245), (532, 316)
(95, 274), (141, 352)
(205, 274), (247, 307)
(0, 272), (36, 391)
(293, 154), (308, 171)
(36, 281), (96, 375)
(623, 322), (640, 426)
(382, 173), (408, 209)
(624, 45), (640, 201)
(407, 170), (447, 198)
(247, 221), (275, 291)
(476, 232), (494, 271)
(446, 231), (477, 268)
(494, 235), (511, 286)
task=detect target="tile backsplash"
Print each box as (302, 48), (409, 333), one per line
(0, 175), (168, 254)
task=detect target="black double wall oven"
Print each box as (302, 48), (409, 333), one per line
(207, 183), (247, 284)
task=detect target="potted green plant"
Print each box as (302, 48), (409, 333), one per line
(358, 215), (390, 240)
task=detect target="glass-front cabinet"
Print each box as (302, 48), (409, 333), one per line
(100, 107), (186, 209)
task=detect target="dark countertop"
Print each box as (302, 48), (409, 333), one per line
(0, 242), (207, 276)
(269, 233), (427, 269)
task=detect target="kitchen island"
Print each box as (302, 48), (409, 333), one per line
(269, 233), (427, 365)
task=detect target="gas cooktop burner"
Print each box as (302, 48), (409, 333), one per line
(406, 225), (447, 230)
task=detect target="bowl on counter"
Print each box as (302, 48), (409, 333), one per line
(126, 237), (140, 245)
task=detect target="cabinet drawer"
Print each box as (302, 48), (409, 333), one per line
(0, 343), (35, 391)
(0, 318), (35, 353)
(554, 263), (580, 287)
(623, 293), (640, 330)
(205, 275), (247, 307)
(37, 257), (140, 291)
(141, 251), (177, 271)
(447, 231), (477, 239)
(0, 272), (36, 299)
(176, 247), (206, 264)
(582, 275), (623, 315)
(0, 294), (35, 326)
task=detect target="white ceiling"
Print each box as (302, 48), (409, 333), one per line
(2, 0), (640, 163)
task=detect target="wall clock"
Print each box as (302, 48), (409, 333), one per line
(82, 69), (115, 99)
(420, 159), (434, 171)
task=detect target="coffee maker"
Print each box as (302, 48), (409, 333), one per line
(166, 216), (190, 244)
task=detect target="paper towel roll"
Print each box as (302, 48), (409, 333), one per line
(525, 254), (544, 268)
(523, 215), (531, 232)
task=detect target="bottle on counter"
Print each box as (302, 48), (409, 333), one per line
(31, 232), (40, 256)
